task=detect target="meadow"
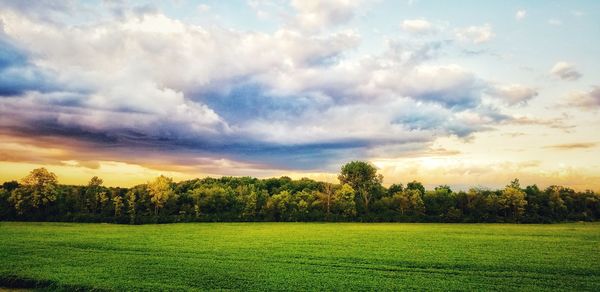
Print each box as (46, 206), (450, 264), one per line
(1, 222), (599, 291)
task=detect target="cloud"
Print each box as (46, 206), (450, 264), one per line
(290, 0), (362, 32)
(566, 86), (600, 108)
(0, 0), (77, 23)
(391, 65), (485, 108)
(0, 36), (59, 96)
(0, 5), (512, 171)
(455, 24), (494, 44)
(544, 142), (597, 150)
(487, 84), (538, 105)
(401, 19), (436, 34)
(505, 115), (575, 132)
(1, 1), (598, 190)
(515, 10), (527, 20)
(550, 62), (581, 81)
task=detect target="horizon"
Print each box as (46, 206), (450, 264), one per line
(1, 0), (599, 190)
(1, 164), (597, 193)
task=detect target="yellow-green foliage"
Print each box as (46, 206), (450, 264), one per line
(147, 175), (175, 215)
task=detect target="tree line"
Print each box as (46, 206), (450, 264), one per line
(1, 161), (599, 224)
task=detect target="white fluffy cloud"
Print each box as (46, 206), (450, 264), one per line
(550, 62), (582, 81)
(515, 10), (527, 20)
(401, 19), (436, 34)
(566, 86), (600, 108)
(290, 0), (362, 32)
(455, 24), (494, 44)
(488, 84), (538, 106)
(0, 3), (512, 168)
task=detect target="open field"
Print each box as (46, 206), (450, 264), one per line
(1, 222), (599, 291)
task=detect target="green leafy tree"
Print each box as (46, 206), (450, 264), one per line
(318, 182), (336, 220)
(237, 184), (267, 220)
(434, 185), (452, 194)
(0, 188), (12, 219)
(295, 190), (319, 220)
(499, 179), (527, 222)
(546, 185), (567, 220)
(387, 183), (403, 197)
(445, 207), (463, 222)
(190, 185), (235, 216)
(394, 189), (425, 216)
(406, 180), (425, 196)
(338, 161), (383, 214)
(147, 175), (175, 215)
(265, 190), (296, 221)
(127, 190), (137, 224)
(2, 163), (599, 224)
(333, 184), (357, 218)
(113, 195), (124, 217)
(423, 188), (454, 218)
(459, 188), (492, 222)
(84, 176), (104, 213)
(2, 181), (19, 192)
(9, 168), (58, 215)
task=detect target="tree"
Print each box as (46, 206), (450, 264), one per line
(147, 175), (175, 215)
(394, 189), (425, 216)
(523, 184), (542, 221)
(8, 188), (29, 215)
(295, 190), (320, 221)
(423, 187), (454, 218)
(333, 184), (357, 218)
(499, 179), (527, 222)
(3, 163), (600, 224)
(2, 180), (19, 192)
(22, 167), (59, 208)
(406, 180), (425, 196)
(265, 190), (296, 221)
(338, 161), (382, 214)
(546, 185), (567, 220)
(84, 176), (104, 213)
(9, 168), (58, 214)
(458, 188), (493, 222)
(190, 185), (235, 217)
(237, 184), (267, 220)
(509, 178), (521, 189)
(0, 188), (11, 219)
(387, 184), (403, 197)
(127, 190), (137, 224)
(113, 195), (124, 217)
(318, 182), (336, 220)
(434, 185), (452, 194)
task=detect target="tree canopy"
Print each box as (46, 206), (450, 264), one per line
(338, 161), (383, 213)
(0, 163), (599, 224)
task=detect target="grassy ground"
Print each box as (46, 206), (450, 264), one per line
(1, 222), (599, 291)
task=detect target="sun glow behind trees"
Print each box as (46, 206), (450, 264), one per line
(1, 162), (599, 223)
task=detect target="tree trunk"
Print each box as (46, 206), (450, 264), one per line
(326, 197), (331, 221)
(363, 192), (369, 214)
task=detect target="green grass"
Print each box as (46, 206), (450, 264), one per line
(1, 222), (599, 291)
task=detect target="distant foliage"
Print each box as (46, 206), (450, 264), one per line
(1, 164), (599, 223)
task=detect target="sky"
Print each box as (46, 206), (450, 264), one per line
(0, 0), (599, 190)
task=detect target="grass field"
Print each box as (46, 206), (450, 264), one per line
(1, 222), (599, 291)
